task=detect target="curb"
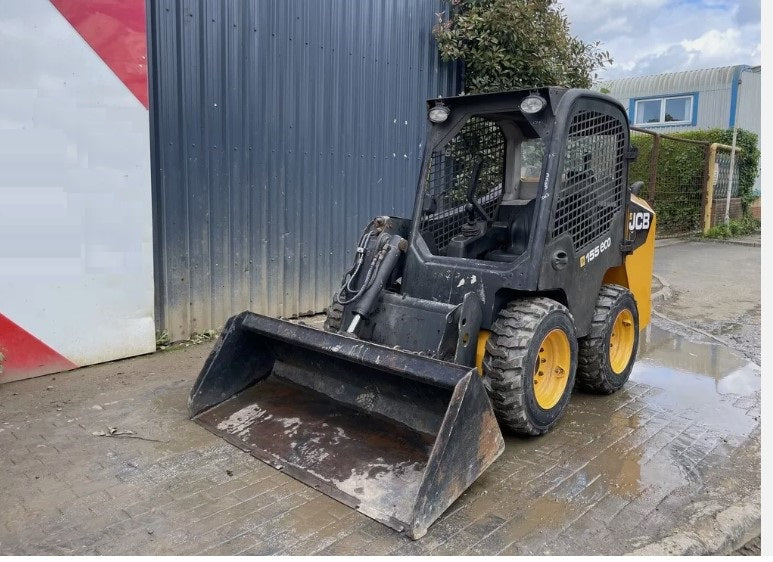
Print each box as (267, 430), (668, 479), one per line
(654, 237), (691, 249)
(651, 310), (735, 348)
(696, 237), (761, 247)
(627, 494), (760, 555)
(654, 236), (761, 248)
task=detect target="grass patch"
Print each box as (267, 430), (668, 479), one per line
(703, 216), (760, 239)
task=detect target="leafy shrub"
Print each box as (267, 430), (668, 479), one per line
(433, 0), (611, 93)
(704, 216), (760, 239)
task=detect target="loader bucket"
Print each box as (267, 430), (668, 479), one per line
(189, 311), (504, 539)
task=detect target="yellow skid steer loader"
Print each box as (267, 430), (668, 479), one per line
(189, 88), (656, 539)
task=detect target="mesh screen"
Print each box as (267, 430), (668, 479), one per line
(651, 138), (706, 235)
(553, 110), (625, 251)
(713, 150), (740, 199)
(419, 116), (505, 254)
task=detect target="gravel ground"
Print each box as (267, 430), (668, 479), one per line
(733, 536), (761, 555)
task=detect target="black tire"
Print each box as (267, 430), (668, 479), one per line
(577, 284), (639, 394)
(323, 296), (344, 332)
(482, 297), (578, 436)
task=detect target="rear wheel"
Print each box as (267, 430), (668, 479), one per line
(323, 296), (344, 333)
(577, 284), (639, 394)
(482, 298), (578, 435)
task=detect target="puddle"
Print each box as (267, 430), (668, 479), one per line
(637, 324), (757, 387)
(484, 323), (760, 551)
(632, 324), (760, 438)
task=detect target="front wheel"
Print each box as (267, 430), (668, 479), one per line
(577, 284), (639, 394)
(482, 298), (578, 436)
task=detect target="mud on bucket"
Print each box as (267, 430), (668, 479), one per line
(188, 311), (504, 539)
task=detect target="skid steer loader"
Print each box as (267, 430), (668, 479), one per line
(189, 88), (656, 539)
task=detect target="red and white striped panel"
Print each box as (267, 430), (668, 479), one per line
(0, 0), (155, 382)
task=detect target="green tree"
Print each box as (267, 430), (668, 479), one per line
(433, 0), (612, 93)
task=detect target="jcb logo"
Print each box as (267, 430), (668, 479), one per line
(629, 211), (651, 231)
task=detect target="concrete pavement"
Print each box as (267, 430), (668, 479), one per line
(653, 237), (760, 364)
(0, 240), (761, 555)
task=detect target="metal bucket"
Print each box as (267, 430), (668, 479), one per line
(189, 312), (504, 539)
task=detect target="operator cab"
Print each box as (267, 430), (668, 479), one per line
(418, 110), (546, 263)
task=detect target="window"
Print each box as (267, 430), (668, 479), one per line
(419, 115), (506, 254)
(520, 138), (545, 180)
(633, 94), (694, 125)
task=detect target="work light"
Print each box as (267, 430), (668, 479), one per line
(428, 103), (450, 123)
(520, 94), (546, 114)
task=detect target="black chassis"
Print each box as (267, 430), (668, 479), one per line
(336, 88), (638, 369)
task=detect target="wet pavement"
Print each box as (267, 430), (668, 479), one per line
(652, 239), (760, 364)
(0, 317), (760, 554)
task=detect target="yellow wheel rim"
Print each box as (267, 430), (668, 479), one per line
(475, 330), (491, 375)
(609, 309), (635, 374)
(533, 329), (571, 410)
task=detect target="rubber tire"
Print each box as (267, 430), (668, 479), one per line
(577, 284), (639, 394)
(323, 297), (344, 332)
(482, 297), (578, 436)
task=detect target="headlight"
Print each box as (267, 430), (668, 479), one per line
(520, 95), (546, 114)
(428, 104), (450, 123)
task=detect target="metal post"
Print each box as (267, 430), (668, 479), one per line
(724, 69), (745, 225)
(647, 133), (660, 206)
(703, 144), (719, 234)
(724, 127), (739, 225)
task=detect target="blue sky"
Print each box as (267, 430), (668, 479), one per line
(559, 0), (761, 80)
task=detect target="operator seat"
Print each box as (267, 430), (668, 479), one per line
(486, 178), (538, 262)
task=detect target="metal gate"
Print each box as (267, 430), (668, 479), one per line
(628, 128), (740, 237)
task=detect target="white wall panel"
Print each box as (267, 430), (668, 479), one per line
(0, 0), (155, 379)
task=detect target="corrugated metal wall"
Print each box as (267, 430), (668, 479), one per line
(736, 66), (761, 134)
(737, 66), (762, 193)
(148, 0), (460, 340)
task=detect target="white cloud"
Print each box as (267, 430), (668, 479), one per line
(681, 28), (740, 57)
(558, 0), (761, 80)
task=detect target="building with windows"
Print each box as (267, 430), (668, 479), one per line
(599, 65), (760, 132)
(599, 65), (761, 191)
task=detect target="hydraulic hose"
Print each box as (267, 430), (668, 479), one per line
(333, 217), (406, 333)
(336, 231), (390, 306)
(350, 234), (404, 319)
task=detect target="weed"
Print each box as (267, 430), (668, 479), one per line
(704, 216), (760, 239)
